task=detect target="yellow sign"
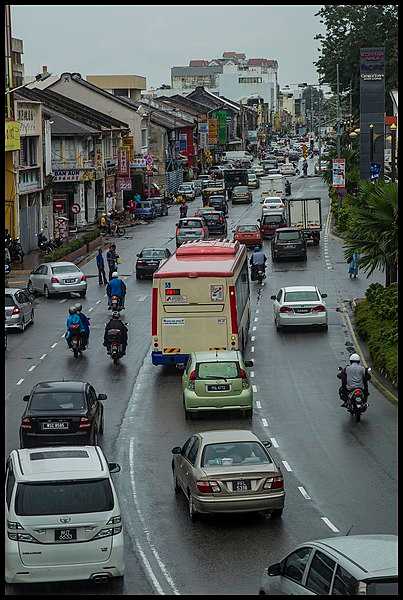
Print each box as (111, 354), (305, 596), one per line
(208, 118), (218, 145)
(5, 121), (21, 151)
(122, 135), (134, 163)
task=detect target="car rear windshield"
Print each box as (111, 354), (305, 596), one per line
(210, 197), (224, 204)
(30, 392), (87, 412)
(201, 442), (272, 467)
(277, 231), (301, 241)
(263, 215), (284, 225)
(237, 225), (258, 232)
(15, 479), (114, 515)
(52, 265), (79, 274)
(284, 290), (319, 302)
(180, 185), (193, 190)
(234, 186), (248, 193)
(205, 214), (221, 223)
(364, 579), (398, 595)
(5, 294), (15, 307)
(141, 249), (165, 259)
(197, 361), (239, 380)
(179, 219), (202, 229)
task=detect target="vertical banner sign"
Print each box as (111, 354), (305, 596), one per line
(332, 158), (346, 188)
(122, 136), (134, 163)
(198, 121), (208, 149)
(208, 118), (218, 145)
(215, 111), (228, 144)
(360, 47), (385, 180)
(118, 148), (129, 177)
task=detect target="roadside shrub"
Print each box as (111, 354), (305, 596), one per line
(44, 229), (100, 262)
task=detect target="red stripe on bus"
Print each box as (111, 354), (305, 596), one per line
(151, 288), (158, 336)
(229, 285), (238, 334)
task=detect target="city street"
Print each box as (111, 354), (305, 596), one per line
(6, 162), (397, 595)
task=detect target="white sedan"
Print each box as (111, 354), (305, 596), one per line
(270, 286), (328, 331)
(261, 196), (285, 209)
(280, 164), (296, 176)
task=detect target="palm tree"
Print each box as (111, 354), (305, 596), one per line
(343, 181), (398, 286)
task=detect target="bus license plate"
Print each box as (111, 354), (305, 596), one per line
(207, 384), (230, 392)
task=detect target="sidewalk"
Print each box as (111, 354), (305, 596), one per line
(7, 250), (42, 287)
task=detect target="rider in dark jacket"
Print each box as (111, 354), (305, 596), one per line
(103, 312), (128, 355)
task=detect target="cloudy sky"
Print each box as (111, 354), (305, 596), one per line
(12, 5), (324, 88)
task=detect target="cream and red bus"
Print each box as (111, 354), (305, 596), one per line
(151, 240), (250, 365)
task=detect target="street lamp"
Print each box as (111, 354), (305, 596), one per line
(390, 122), (397, 182)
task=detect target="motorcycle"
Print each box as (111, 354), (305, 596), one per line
(68, 324), (86, 359)
(7, 237), (24, 263)
(37, 232), (53, 254)
(105, 329), (124, 365)
(338, 367), (371, 422)
(111, 223), (125, 237)
(110, 295), (123, 312)
(251, 264), (266, 283)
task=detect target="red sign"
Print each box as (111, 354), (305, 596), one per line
(53, 200), (65, 212)
(118, 148), (129, 177)
(116, 176), (132, 191)
(385, 115), (397, 126)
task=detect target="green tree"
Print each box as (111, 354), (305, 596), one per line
(343, 181), (398, 286)
(314, 5), (398, 118)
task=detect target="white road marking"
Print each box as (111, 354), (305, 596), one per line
(252, 326), (256, 331)
(88, 307), (94, 312)
(96, 299), (102, 304)
(28, 365), (36, 372)
(254, 317), (258, 322)
(16, 378), (24, 386)
(282, 460), (293, 472)
(298, 486), (311, 500)
(60, 333), (65, 338)
(256, 400), (261, 408)
(321, 517), (340, 533)
(59, 298), (67, 303)
(270, 437), (279, 448)
(129, 438), (180, 595)
(250, 371), (255, 378)
(39, 354), (47, 360)
(261, 418), (269, 427)
(251, 346), (255, 353)
(251, 335), (255, 341)
(252, 384), (258, 392)
(256, 309), (259, 314)
(139, 295), (147, 302)
(50, 342), (58, 349)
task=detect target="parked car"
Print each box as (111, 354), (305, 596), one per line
(208, 194), (228, 215)
(232, 185), (252, 204)
(151, 196), (168, 216)
(176, 217), (208, 247)
(233, 224), (262, 248)
(171, 429), (285, 521)
(136, 247), (171, 279)
(280, 163), (296, 176)
(259, 535), (398, 596)
(261, 160), (278, 174)
(271, 228), (307, 262)
(253, 165), (265, 178)
(270, 285), (328, 331)
(248, 172), (260, 189)
(5, 445), (123, 584)
(5, 288), (34, 332)
(27, 262), (87, 299)
(182, 351), (254, 417)
(201, 211), (227, 237)
(134, 200), (156, 221)
(19, 380), (106, 448)
(177, 183), (196, 201)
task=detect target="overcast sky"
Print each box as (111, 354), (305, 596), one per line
(12, 5), (324, 88)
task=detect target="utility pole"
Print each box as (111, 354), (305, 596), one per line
(310, 86), (313, 135)
(318, 86), (322, 171)
(336, 63), (341, 157)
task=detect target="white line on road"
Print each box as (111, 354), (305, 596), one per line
(256, 400), (261, 408)
(250, 371), (255, 378)
(282, 460), (293, 472)
(298, 486), (311, 500)
(270, 437), (279, 448)
(138, 295), (147, 302)
(256, 309), (259, 314)
(88, 307), (94, 312)
(39, 354), (47, 360)
(60, 333), (65, 338)
(252, 326), (256, 331)
(16, 378), (24, 385)
(96, 299), (102, 304)
(59, 298), (67, 303)
(321, 517), (340, 533)
(251, 346), (255, 353)
(28, 365), (37, 372)
(251, 335), (255, 341)
(254, 317), (258, 322)
(261, 418), (269, 427)
(252, 384), (258, 392)
(50, 342), (58, 349)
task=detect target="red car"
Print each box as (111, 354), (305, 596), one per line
(233, 224), (262, 248)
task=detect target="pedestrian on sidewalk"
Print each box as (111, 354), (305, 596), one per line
(96, 248), (108, 285)
(106, 244), (119, 280)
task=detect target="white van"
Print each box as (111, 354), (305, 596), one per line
(5, 446), (124, 584)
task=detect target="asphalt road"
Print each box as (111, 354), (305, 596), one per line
(6, 160), (397, 595)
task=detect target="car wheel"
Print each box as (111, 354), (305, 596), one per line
(136, 272), (142, 280)
(99, 408), (104, 434)
(303, 253), (307, 262)
(244, 407), (253, 419)
(44, 285), (51, 299)
(188, 491), (198, 522)
(92, 429), (99, 446)
(30, 310), (34, 325)
(275, 316), (282, 332)
(79, 291), (87, 298)
(172, 467), (180, 495)
(271, 508), (283, 519)
(272, 254), (277, 262)
(322, 323), (328, 332)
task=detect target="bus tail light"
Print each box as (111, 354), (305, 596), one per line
(151, 288), (158, 336)
(229, 286), (238, 335)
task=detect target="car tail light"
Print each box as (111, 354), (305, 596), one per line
(176, 227), (180, 236)
(51, 276), (59, 284)
(12, 306), (21, 315)
(21, 417), (32, 430)
(79, 417), (91, 429)
(137, 260), (146, 265)
(189, 370), (197, 381)
(312, 305), (326, 312)
(279, 306), (293, 313)
(196, 480), (221, 493)
(80, 275), (86, 282)
(239, 368), (250, 389)
(354, 389), (363, 397)
(264, 475), (284, 490)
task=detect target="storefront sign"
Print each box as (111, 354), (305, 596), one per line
(17, 102), (42, 136)
(53, 169), (80, 182)
(360, 47), (385, 179)
(122, 136), (134, 163)
(215, 111), (228, 145)
(199, 132), (208, 149)
(80, 169), (95, 182)
(145, 154), (154, 166)
(198, 122), (208, 134)
(332, 159), (346, 188)
(118, 148), (129, 177)
(179, 133), (187, 151)
(5, 120), (21, 151)
(116, 176), (132, 191)
(53, 199), (66, 212)
(360, 48), (385, 81)
(208, 118), (218, 145)
(130, 158), (147, 168)
(105, 175), (116, 194)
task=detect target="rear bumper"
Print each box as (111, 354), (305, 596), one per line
(193, 491), (285, 514)
(278, 313), (327, 327)
(5, 315), (24, 328)
(20, 430), (91, 448)
(184, 388), (253, 410)
(273, 248), (306, 259)
(152, 351), (188, 366)
(136, 266), (158, 277)
(50, 281), (87, 294)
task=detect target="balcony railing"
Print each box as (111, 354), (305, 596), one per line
(51, 158), (95, 170)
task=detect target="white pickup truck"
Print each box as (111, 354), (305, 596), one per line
(286, 197), (322, 245)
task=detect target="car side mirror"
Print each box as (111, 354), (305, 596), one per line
(171, 446), (182, 455)
(267, 562), (282, 576)
(98, 393), (107, 401)
(23, 395), (30, 402)
(270, 295), (276, 300)
(108, 462), (121, 473)
(321, 293), (327, 298)
(244, 360), (254, 368)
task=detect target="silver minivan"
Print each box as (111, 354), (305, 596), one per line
(5, 288), (34, 332)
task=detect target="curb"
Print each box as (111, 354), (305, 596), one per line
(340, 302), (398, 405)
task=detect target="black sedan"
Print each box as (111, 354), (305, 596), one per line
(202, 210), (227, 237)
(20, 380), (105, 448)
(136, 247), (171, 280)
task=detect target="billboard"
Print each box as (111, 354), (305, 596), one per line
(332, 158), (346, 188)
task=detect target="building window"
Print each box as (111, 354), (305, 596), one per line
(104, 135), (112, 158)
(112, 136), (118, 159)
(238, 77), (263, 84)
(141, 129), (148, 148)
(113, 88), (130, 97)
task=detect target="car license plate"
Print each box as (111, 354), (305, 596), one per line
(294, 308), (311, 313)
(286, 244), (296, 249)
(55, 528), (77, 542)
(64, 278), (76, 284)
(42, 422), (69, 430)
(207, 384), (230, 392)
(232, 480), (251, 492)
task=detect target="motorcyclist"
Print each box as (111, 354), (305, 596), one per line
(65, 306), (85, 348)
(249, 246), (267, 280)
(74, 303), (90, 347)
(103, 311), (128, 356)
(337, 353), (371, 407)
(302, 160), (308, 176)
(106, 271), (126, 310)
(285, 179), (291, 195)
(179, 201), (188, 218)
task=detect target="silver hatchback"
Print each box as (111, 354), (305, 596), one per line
(176, 217), (208, 248)
(5, 288), (34, 332)
(28, 261), (87, 299)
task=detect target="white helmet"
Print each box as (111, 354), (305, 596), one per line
(112, 271), (119, 278)
(349, 353), (361, 363)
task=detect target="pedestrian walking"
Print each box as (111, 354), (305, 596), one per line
(348, 251), (360, 279)
(106, 244), (119, 280)
(96, 248), (108, 285)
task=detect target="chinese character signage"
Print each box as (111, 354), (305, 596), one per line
(5, 121), (21, 151)
(116, 176), (132, 191)
(332, 159), (345, 188)
(122, 136), (134, 163)
(118, 148), (129, 177)
(131, 158), (147, 168)
(215, 111), (228, 144)
(208, 118), (218, 145)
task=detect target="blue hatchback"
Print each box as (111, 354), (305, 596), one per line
(135, 200), (156, 221)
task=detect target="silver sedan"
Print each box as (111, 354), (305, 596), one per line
(270, 285), (328, 331)
(5, 288), (34, 331)
(27, 261), (87, 299)
(171, 429), (285, 521)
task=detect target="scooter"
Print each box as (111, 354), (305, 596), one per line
(338, 367), (371, 422)
(251, 264), (266, 283)
(105, 329), (125, 365)
(110, 295), (123, 312)
(67, 324), (86, 359)
(8, 238), (24, 263)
